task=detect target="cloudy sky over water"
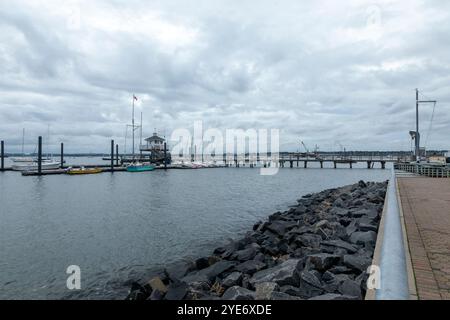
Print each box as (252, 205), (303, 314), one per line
(0, 0), (449, 153)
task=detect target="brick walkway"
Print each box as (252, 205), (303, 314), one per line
(398, 177), (450, 300)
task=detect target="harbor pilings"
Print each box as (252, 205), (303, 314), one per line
(110, 140), (114, 172)
(1, 140), (4, 171)
(164, 142), (167, 170)
(37, 136), (42, 175)
(116, 144), (119, 166)
(60, 143), (64, 168)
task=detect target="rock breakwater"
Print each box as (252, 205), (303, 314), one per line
(127, 180), (387, 300)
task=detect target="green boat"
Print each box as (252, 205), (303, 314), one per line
(126, 163), (155, 172)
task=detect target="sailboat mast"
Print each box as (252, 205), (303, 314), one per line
(132, 96), (135, 158)
(22, 128), (25, 155)
(140, 112), (143, 157)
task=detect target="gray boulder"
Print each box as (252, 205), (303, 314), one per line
(197, 260), (237, 281)
(235, 260), (266, 275)
(270, 291), (302, 300)
(233, 247), (257, 261)
(250, 259), (301, 287)
(222, 272), (243, 288)
(349, 231), (377, 246)
(309, 293), (359, 300)
(321, 240), (358, 254)
(222, 286), (255, 300)
(295, 234), (322, 248)
(255, 282), (279, 300)
(306, 253), (340, 271)
(298, 270), (324, 298)
(343, 254), (372, 272)
(339, 279), (362, 299)
(165, 282), (188, 300)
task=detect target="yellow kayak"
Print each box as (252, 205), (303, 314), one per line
(67, 167), (103, 175)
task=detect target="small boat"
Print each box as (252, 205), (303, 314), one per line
(11, 157), (34, 163)
(67, 167), (103, 175)
(126, 163), (155, 172)
(12, 160), (61, 171)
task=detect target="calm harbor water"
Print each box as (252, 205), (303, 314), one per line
(0, 157), (390, 299)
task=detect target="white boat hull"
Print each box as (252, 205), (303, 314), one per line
(11, 157), (35, 162)
(12, 161), (61, 171)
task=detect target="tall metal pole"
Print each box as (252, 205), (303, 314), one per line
(415, 89), (419, 162)
(415, 89), (437, 162)
(132, 96), (135, 158)
(38, 136), (42, 175)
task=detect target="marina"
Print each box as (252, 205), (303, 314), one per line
(1, 0), (450, 304)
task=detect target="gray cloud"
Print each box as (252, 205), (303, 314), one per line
(0, 0), (449, 153)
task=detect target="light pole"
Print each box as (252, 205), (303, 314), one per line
(415, 89), (437, 162)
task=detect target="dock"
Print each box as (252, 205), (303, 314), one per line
(397, 177), (450, 299)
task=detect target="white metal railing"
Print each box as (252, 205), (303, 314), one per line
(376, 168), (409, 299)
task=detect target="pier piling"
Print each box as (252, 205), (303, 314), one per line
(110, 140), (114, 172)
(38, 136), (42, 175)
(116, 144), (119, 166)
(60, 143), (64, 168)
(1, 140), (4, 171)
(164, 142), (167, 170)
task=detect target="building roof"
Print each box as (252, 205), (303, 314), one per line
(145, 133), (165, 142)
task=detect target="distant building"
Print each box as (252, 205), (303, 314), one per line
(138, 132), (171, 164)
(141, 132), (165, 152)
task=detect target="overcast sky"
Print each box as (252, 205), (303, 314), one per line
(0, 0), (449, 153)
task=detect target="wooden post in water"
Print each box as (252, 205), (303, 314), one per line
(164, 142), (167, 170)
(110, 140), (114, 172)
(37, 136), (42, 175)
(1, 140), (4, 171)
(116, 144), (119, 166)
(60, 143), (64, 168)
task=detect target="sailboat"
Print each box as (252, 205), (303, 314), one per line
(11, 129), (34, 162)
(11, 159), (61, 171)
(125, 95), (155, 173)
(12, 127), (60, 171)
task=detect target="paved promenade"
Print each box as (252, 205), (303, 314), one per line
(398, 177), (450, 300)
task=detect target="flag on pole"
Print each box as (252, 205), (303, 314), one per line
(133, 95), (138, 101)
